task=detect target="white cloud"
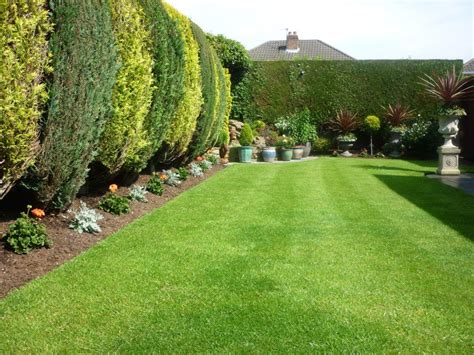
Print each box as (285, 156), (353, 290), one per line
(165, 0), (473, 61)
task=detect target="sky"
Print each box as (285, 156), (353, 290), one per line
(165, 0), (473, 62)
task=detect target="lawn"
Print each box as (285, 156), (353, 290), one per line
(0, 158), (473, 352)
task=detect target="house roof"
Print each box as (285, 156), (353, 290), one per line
(248, 39), (355, 61)
(464, 59), (474, 75)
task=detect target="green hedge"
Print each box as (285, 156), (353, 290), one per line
(238, 60), (463, 125)
(0, 0), (52, 199)
(97, 0), (155, 174)
(139, 0), (185, 165)
(188, 22), (221, 158)
(163, 3), (203, 159)
(34, 0), (119, 209)
(210, 66), (232, 147)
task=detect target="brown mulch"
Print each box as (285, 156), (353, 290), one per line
(0, 165), (224, 299)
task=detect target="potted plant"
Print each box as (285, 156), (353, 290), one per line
(420, 66), (473, 175)
(382, 103), (414, 158)
(275, 136), (295, 161)
(238, 123), (254, 163)
(329, 109), (360, 157)
(262, 130), (278, 163)
(363, 115), (381, 156)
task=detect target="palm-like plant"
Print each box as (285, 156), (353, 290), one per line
(420, 66), (473, 108)
(328, 109), (359, 135)
(382, 103), (415, 127)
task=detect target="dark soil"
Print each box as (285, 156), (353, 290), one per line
(0, 165), (224, 299)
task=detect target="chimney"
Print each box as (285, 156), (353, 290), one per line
(286, 31), (299, 51)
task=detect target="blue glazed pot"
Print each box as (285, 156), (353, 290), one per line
(262, 147), (276, 162)
(239, 146), (253, 163)
(279, 148), (293, 161)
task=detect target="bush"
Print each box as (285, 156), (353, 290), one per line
(162, 170), (181, 187)
(4, 206), (52, 254)
(189, 163), (204, 177)
(364, 116), (381, 133)
(139, 0), (185, 164)
(199, 160), (213, 172)
(402, 118), (442, 159)
(178, 167), (189, 181)
(312, 137), (332, 154)
(163, 4), (203, 158)
(33, 0), (119, 210)
(99, 193), (131, 215)
(275, 108), (317, 145)
(239, 124), (254, 146)
(69, 202), (104, 234)
(97, 0), (155, 174)
(146, 175), (164, 196)
(129, 185), (148, 203)
(0, 1), (52, 199)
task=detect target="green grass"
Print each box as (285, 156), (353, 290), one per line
(1, 158), (473, 352)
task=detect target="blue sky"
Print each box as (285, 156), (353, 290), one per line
(165, 0), (473, 62)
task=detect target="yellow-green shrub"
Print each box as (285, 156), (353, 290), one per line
(0, 0), (52, 199)
(163, 4), (203, 158)
(97, 0), (155, 174)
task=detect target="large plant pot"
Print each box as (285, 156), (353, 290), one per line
(438, 116), (460, 148)
(238, 146), (253, 163)
(302, 142), (311, 158)
(339, 141), (355, 157)
(279, 148), (293, 161)
(389, 130), (402, 158)
(292, 146), (305, 160)
(262, 147), (276, 163)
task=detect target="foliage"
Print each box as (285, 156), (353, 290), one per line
(420, 66), (473, 108)
(3, 206), (51, 254)
(275, 108), (317, 144)
(206, 154), (219, 165)
(162, 170), (181, 187)
(329, 110), (359, 135)
(199, 160), (213, 172)
(139, 0), (185, 163)
(312, 137), (332, 154)
(129, 185), (148, 203)
(164, 4), (203, 158)
(178, 167), (189, 181)
(275, 136), (295, 149)
(363, 116), (381, 133)
(33, 0), (119, 210)
(69, 202), (104, 234)
(236, 60), (462, 126)
(0, 0), (52, 199)
(189, 163), (204, 177)
(146, 175), (164, 196)
(239, 124), (254, 146)
(97, 0), (155, 174)
(206, 33), (251, 87)
(337, 133), (357, 142)
(402, 118), (442, 159)
(99, 193), (131, 215)
(383, 103), (415, 127)
(188, 22), (225, 159)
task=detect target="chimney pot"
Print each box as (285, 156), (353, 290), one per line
(286, 31), (299, 51)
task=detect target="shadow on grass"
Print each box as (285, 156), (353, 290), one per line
(353, 164), (431, 174)
(375, 174), (474, 241)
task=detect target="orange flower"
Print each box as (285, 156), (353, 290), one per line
(31, 208), (46, 219)
(196, 156), (203, 162)
(159, 174), (168, 182)
(109, 184), (118, 193)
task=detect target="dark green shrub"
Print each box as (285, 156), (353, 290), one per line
(275, 108), (317, 144)
(33, 0), (119, 210)
(239, 124), (254, 146)
(97, 0), (155, 174)
(139, 0), (185, 164)
(99, 193), (131, 215)
(0, 0), (52, 199)
(178, 167), (189, 181)
(4, 206), (52, 255)
(146, 176), (164, 196)
(402, 118), (442, 159)
(188, 22), (220, 159)
(312, 137), (332, 154)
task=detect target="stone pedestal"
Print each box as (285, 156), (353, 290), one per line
(437, 147), (461, 176)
